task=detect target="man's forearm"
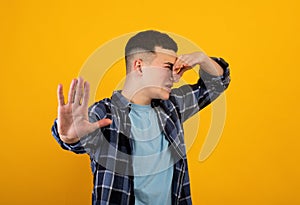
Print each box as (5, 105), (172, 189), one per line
(199, 55), (224, 76)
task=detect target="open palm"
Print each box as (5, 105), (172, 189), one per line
(57, 77), (111, 144)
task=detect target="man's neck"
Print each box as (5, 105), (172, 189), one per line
(121, 70), (153, 105)
(121, 89), (151, 105)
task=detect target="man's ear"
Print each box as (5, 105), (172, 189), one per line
(133, 59), (143, 74)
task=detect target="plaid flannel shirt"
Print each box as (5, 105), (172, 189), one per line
(52, 57), (230, 205)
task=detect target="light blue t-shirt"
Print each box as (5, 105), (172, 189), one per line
(129, 103), (174, 205)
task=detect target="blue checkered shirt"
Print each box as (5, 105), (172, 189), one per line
(52, 57), (230, 205)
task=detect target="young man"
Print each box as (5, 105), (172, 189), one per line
(52, 30), (231, 205)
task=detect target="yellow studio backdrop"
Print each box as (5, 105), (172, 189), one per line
(0, 0), (299, 205)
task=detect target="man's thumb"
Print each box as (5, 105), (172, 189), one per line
(96, 118), (112, 128)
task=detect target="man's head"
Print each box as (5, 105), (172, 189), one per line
(125, 30), (178, 72)
(123, 30), (178, 103)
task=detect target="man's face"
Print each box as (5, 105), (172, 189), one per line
(140, 47), (177, 100)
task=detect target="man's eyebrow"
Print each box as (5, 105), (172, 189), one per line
(164, 62), (174, 67)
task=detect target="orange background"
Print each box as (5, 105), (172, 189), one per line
(1, 0), (300, 204)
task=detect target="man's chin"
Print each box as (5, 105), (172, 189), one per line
(159, 90), (171, 100)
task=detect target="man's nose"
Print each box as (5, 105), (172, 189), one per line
(172, 71), (181, 83)
(170, 73), (174, 82)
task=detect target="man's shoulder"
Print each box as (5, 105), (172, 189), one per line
(87, 98), (112, 119)
(153, 98), (178, 114)
(89, 97), (111, 107)
(88, 90), (129, 113)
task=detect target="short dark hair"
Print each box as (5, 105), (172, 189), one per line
(125, 30), (178, 70)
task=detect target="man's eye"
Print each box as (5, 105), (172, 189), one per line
(165, 66), (173, 71)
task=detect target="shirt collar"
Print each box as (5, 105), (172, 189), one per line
(111, 90), (131, 109)
(111, 90), (162, 109)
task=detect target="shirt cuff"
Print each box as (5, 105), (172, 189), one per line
(51, 119), (83, 151)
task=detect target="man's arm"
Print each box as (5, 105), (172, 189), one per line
(170, 52), (231, 122)
(173, 52), (224, 77)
